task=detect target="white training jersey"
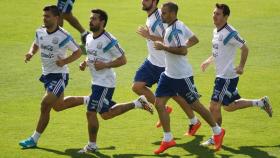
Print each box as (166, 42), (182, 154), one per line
(163, 20), (194, 79)
(85, 31), (125, 88)
(145, 8), (166, 67)
(35, 26), (79, 75)
(212, 23), (245, 79)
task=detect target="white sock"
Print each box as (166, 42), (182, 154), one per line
(212, 124), (222, 135)
(81, 31), (88, 36)
(252, 100), (264, 107)
(190, 116), (198, 125)
(83, 96), (89, 106)
(89, 141), (97, 148)
(133, 99), (142, 108)
(31, 131), (41, 143)
(163, 132), (173, 142)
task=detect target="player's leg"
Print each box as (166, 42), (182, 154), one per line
(224, 97), (272, 117)
(178, 76), (224, 150)
(52, 95), (85, 112)
(132, 81), (155, 104)
(132, 60), (172, 127)
(57, 0), (88, 44)
(19, 74), (67, 148)
(153, 73), (176, 154)
(99, 96), (153, 120)
(78, 111), (99, 153)
(172, 96), (201, 136)
(63, 12), (86, 34)
(19, 91), (59, 148)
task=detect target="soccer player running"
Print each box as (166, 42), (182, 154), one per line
(153, 2), (225, 154)
(57, 0), (89, 44)
(200, 3), (273, 146)
(19, 5), (82, 148)
(133, 0), (201, 135)
(53, 9), (153, 153)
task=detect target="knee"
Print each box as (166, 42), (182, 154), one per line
(52, 105), (62, 112)
(131, 83), (144, 94)
(223, 103), (235, 112)
(209, 102), (221, 113)
(100, 113), (112, 120)
(154, 101), (165, 112)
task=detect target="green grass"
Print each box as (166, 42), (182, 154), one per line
(0, 0), (279, 157)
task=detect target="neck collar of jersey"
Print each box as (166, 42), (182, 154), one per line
(148, 8), (158, 17)
(217, 23), (227, 32)
(46, 26), (59, 34)
(92, 30), (105, 39)
(168, 19), (178, 27)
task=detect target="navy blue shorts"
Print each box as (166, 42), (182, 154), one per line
(39, 73), (69, 97)
(57, 0), (75, 13)
(211, 77), (241, 106)
(134, 59), (165, 87)
(155, 73), (200, 104)
(87, 85), (116, 114)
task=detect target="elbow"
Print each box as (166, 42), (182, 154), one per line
(120, 55), (127, 66)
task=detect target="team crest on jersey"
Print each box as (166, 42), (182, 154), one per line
(87, 49), (97, 56)
(40, 36), (43, 40)
(52, 37), (59, 44)
(218, 35), (223, 41)
(97, 42), (103, 49)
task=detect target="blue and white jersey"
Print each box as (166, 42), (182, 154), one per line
(212, 23), (245, 79)
(163, 20), (194, 79)
(85, 31), (125, 88)
(35, 26), (79, 75)
(146, 8), (166, 67)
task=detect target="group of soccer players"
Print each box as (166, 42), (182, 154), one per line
(19, 0), (273, 155)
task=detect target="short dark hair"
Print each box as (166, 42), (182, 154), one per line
(43, 5), (60, 16)
(215, 3), (230, 16)
(162, 2), (178, 15)
(91, 9), (108, 27)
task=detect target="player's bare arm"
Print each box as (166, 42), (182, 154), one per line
(235, 44), (248, 75)
(137, 25), (163, 42)
(94, 54), (126, 71)
(201, 55), (214, 72)
(154, 41), (187, 55)
(25, 42), (39, 63)
(56, 48), (82, 67)
(186, 35), (199, 48)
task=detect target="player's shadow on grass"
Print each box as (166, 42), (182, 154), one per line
(34, 146), (115, 158)
(219, 144), (280, 158)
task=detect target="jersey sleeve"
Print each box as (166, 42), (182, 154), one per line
(109, 42), (125, 59)
(60, 34), (79, 52)
(229, 33), (245, 48)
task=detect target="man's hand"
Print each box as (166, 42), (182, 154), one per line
(24, 53), (33, 63)
(137, 25), (150, 39)
(79, 60), (87, 71)
(94, 60), (108, 71)
(56, 56), (66, 67)
(154, 41), (165, 50)
(235, 65), (244, 75)
(200, 60), (211, 72)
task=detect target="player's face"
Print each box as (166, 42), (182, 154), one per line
(161, 6), (171, 23)
(89, 13), (102, 32)
(213, 8), (227, 26)
(43, 11), (57, 28)
(142, 0), (154, 11)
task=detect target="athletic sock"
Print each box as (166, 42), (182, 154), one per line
(163, 132), (173, 142)
(31, 131), (41, 143)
